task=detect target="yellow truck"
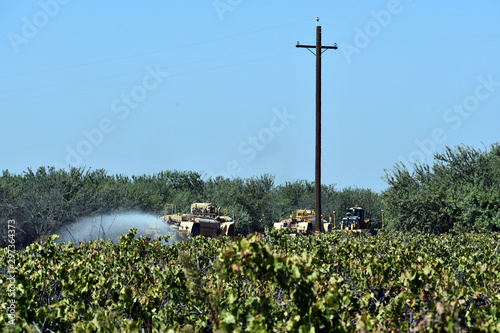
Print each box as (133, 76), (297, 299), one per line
(273, 209), (331, 234)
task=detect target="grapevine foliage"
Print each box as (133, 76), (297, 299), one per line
(1, 229), (500, 332)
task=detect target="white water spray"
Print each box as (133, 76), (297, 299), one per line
(56, 211), (176, 244)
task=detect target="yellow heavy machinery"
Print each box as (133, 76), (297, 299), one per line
(163, 203), (235, 237)
(339, 206), (374, 234)
(273, 209), (332, 234)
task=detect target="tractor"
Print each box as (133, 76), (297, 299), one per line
(273, 209), (332, 234)
(163, 203), (235, 237)
(340, 206), (374, 235)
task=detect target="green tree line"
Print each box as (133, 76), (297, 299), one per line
(3, 143), (496, 247)
(0, 167), (381, 248)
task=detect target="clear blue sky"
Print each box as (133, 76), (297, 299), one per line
(1, 0), (499, 192)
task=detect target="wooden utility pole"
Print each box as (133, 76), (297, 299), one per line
(296, 17), (337, 233)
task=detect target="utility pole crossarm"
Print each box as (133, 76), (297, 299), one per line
(296, 44), (338, 49)
(296, 43), (338, 55)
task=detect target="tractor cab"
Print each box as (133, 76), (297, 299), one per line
(341, 206), (371, 231)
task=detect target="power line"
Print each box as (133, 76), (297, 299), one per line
(0, 44), (290, 95)
(336, 34), (500, 46)
(0, 18), (315, 79)
(321, 11), (500, 21)
(0, 50), (296, 101)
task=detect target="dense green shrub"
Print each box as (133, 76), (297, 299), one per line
(0, 167), (381, 247)
(383, 144), (500, 233)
